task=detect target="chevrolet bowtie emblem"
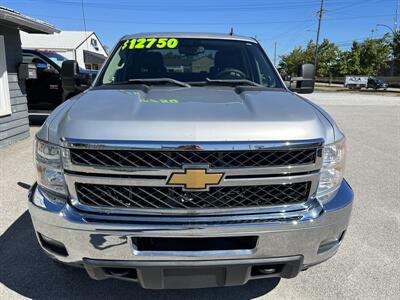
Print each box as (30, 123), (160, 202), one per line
(167, 168), (224, 190)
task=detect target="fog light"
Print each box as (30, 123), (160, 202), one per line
(32, 187), (46, 208)
(38, 233), (68, 256)
(318, 231), (345, 255)
(31, 186), (67, 209)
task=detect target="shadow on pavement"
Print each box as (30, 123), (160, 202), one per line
(0, 212), (280, 299)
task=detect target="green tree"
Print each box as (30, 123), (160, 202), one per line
(279, 35), (391, 77)
(359, 35), (391, 75)
(341, 35), (390, 75)
(303, 40), (315, 63)
(346, 41), (363, 75)
(278, 46), (308, 76)
(312, 39), (341, 77)
(333, 50), (350, 76)
(279, 38), (341, 77)
(392, 32), (400, 75)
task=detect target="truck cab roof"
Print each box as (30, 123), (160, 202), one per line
(121, 32), (258, 44)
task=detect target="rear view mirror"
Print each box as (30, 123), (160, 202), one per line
(61, 60), (94, 100)
(179, 46), (205, 56)
(288, 63), (315, 94)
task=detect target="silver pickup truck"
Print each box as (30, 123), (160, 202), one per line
(29, 33), (353, 289)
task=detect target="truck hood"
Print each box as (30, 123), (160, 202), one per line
(46, 86), (334, 143)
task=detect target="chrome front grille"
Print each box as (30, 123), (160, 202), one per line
(69, 148), (317, 169)
(75, 182), (311, 209)
(62, 139), (323, 217)
(83, 216), (302, 225)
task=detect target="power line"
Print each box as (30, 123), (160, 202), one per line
(6, 0), (394, 15)
(328, 0), (382, 13)
(8, 0), (358, 12)
(30, 13), (394, 26)
(278, 21), (316, 51)
(335, 34), (386, 45)
(81, 0), (88, 50)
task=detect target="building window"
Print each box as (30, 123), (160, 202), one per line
(0, 36), (12, 116)
(91, 38), (99, 51)
(85, 64), (100, 70)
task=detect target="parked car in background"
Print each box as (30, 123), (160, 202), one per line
(367, 77), (388, 90)
(22, 49), (97, 112)
(344, 76), (388, 90)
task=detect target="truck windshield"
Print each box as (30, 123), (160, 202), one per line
(97, 38), (282, 88)
(40, 51), (67, 68)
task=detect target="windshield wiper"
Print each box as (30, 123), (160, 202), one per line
(205, 78), (264, 87)
(126, 78), (190, 88)
(104, 78), (190, 88)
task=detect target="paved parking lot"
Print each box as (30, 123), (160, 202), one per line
(0, 91), (399, 299)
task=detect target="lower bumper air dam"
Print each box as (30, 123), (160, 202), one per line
(83, 256), (303, 289)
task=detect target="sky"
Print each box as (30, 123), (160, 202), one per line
(1, 0), (398, 59)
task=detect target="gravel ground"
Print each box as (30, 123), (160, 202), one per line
(0, 91), (399, 299)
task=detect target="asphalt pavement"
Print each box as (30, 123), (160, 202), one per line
(0, 91), (399, 299)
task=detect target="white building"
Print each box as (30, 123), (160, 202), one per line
(20, 30), (108, 70)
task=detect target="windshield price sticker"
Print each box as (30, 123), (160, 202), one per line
(121, 38), (179, 50)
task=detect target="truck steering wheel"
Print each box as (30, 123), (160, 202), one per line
(214, 68), (246, 79)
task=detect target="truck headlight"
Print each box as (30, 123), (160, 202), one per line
(316, 139), (345, 204)
(34, 139), (67, 196)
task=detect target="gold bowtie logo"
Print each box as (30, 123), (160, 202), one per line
(167, 168), (224, 190)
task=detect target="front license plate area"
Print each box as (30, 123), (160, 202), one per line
(164, 267), (225, 288)
(138, 265), (250, 289)
(132, 236), (258, 252)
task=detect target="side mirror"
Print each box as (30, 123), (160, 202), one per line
(18, 63), (37, 80)
(61, 60), (79, 92)
(61, 60), (93, 99)
(288, 63), (315, 94)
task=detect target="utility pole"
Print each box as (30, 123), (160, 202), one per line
(274, 41), (277, 66)
(314, 0), (324, 73)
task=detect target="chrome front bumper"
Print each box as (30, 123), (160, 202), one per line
(28, 180), (353, 287)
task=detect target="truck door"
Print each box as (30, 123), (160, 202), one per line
(23, 53), (63, 111)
